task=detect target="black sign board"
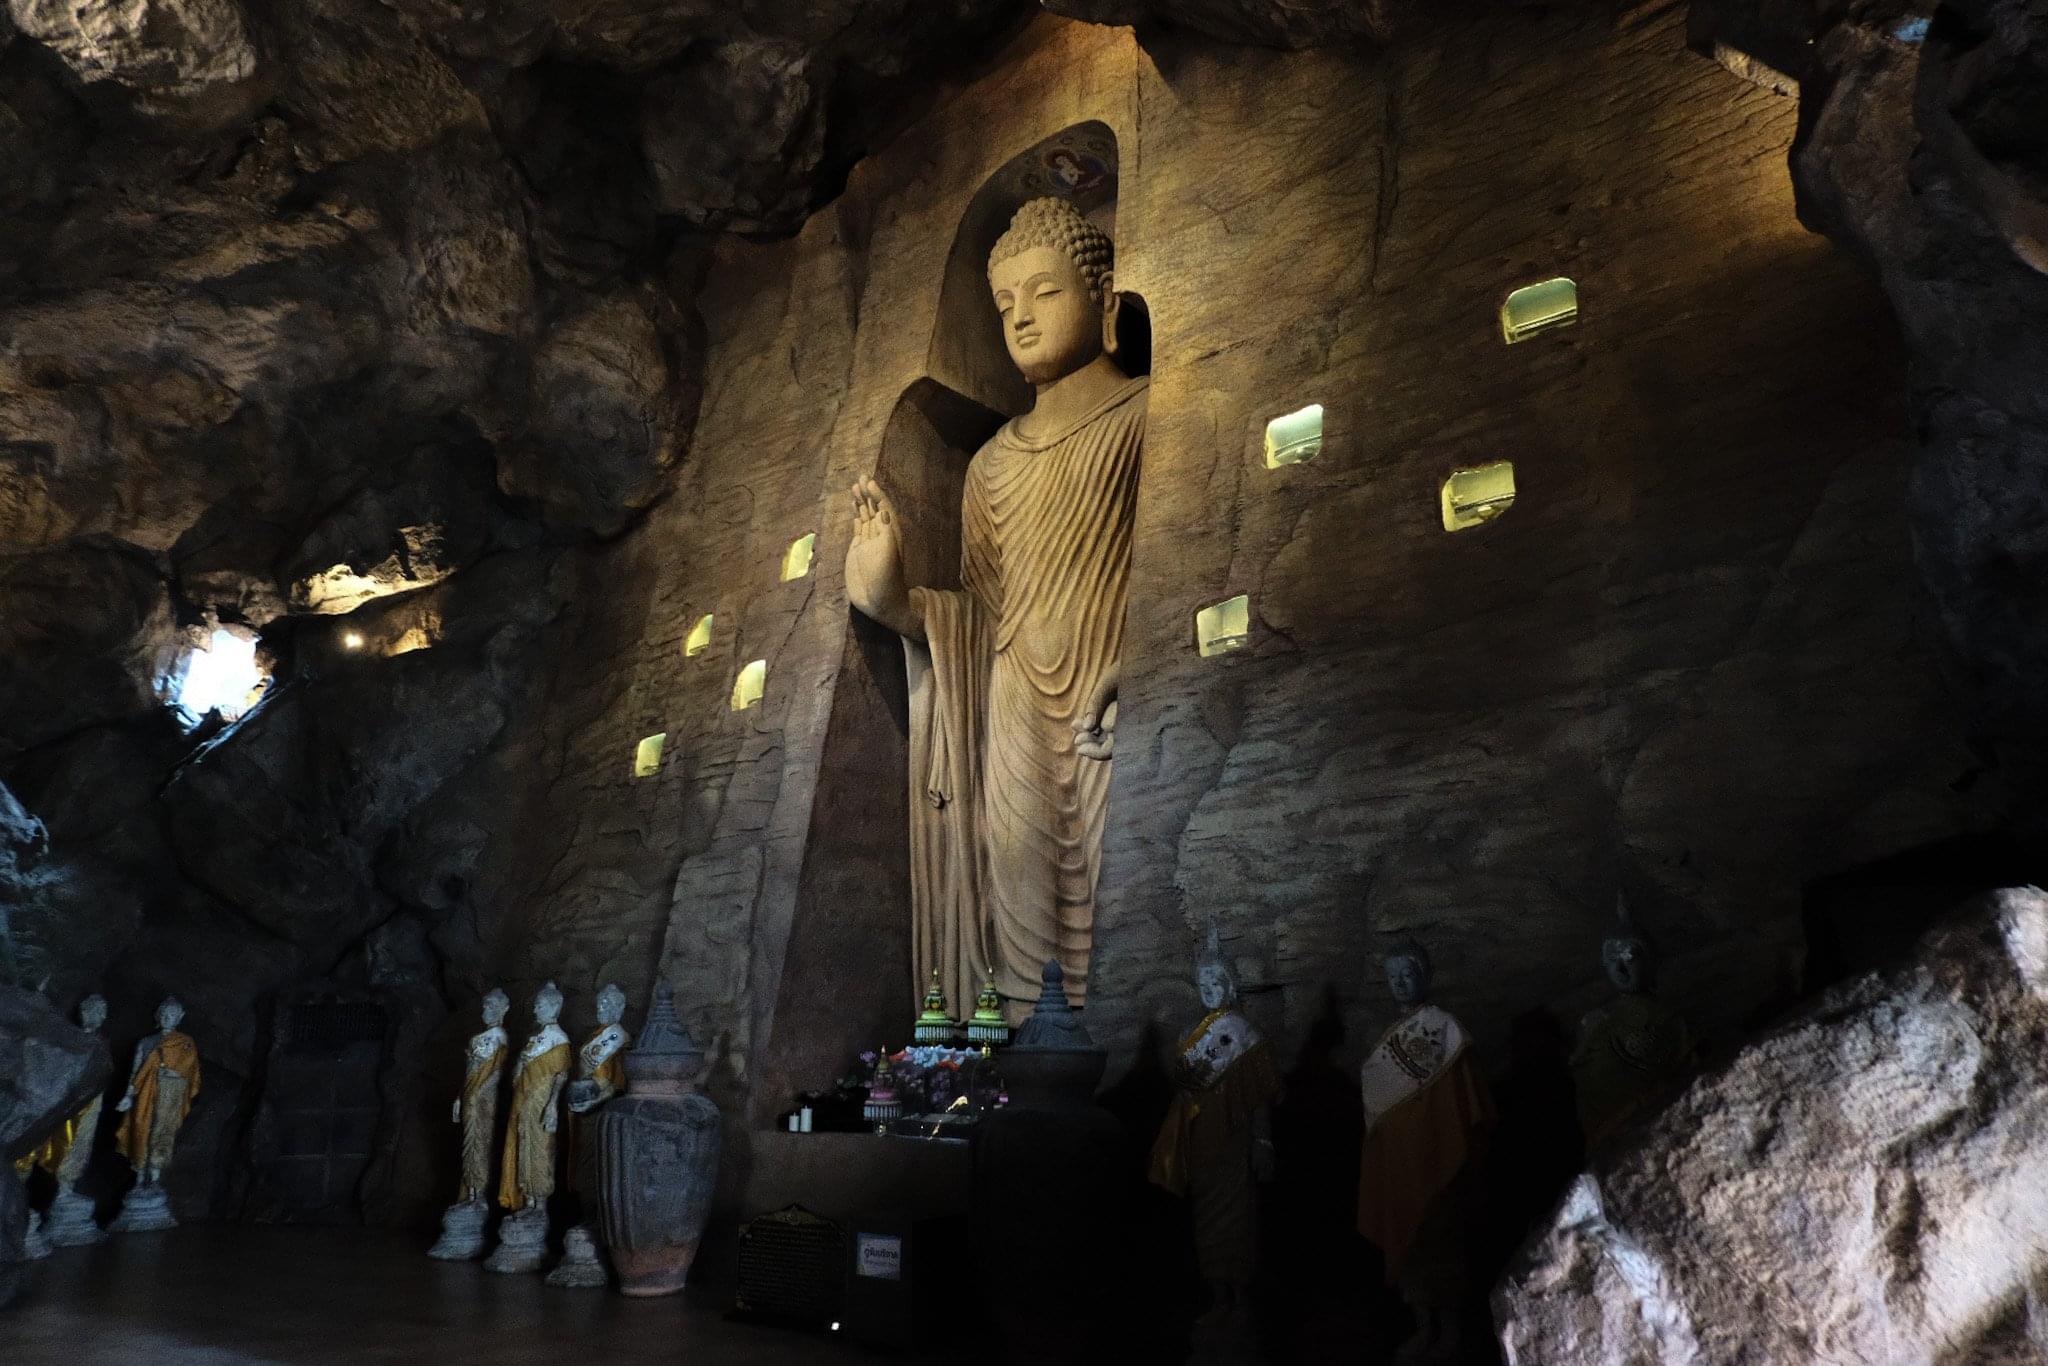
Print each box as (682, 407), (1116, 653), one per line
(735, 1204), (847, 1328)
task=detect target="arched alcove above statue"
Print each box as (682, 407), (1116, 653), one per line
(929, 120), (1149, 416)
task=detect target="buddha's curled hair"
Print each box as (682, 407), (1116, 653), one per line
(988, 197), (1113, 303)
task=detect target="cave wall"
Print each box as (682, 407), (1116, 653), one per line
(495, 4), (1981, 1154)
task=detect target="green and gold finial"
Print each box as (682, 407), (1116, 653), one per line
(967, 973), (1009, 1046)
(914, 969), (955, 1043)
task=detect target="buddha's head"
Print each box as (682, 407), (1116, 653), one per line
(156, 997), (185, 1031)
(1602, 935), (1652, 995)
(1383, 945), (1431, 1008)
(481, 987), (510, 1027)
(987, 197), (1120, 387)
(1195, 924), (1237, 1011)
(77, 993), (107, 1032)
(596, 983), (626, 1026)
(534, 981), (563, 1026)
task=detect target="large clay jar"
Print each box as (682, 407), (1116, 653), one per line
(595, 982), (722, 1297)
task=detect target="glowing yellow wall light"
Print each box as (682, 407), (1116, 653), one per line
(1500, 277), (1578, 344)
(781, 533), (817, 582)
(634, 732), (667, 779)
(731, 659), (767, 711)
(1441, 461), (1517, 531)
(1195, 594), (1251, 658)
(1263, 404), (1323, 469)
(685, 613), (714, 658)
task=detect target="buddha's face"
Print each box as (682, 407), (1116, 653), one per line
(1197, 964), (1232, 1012)
(156, 999), (185, 1031)
(534, 989), (562, 1026)
(597, 987), (625, 1026)
(482, 991), (509, 1027)
(990, 245), (1106, 387)
(1385, 955), (1428, 1007)
(78, 994), (107, 1031)
(1604, 939), (1649, 994)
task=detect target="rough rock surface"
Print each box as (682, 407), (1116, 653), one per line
(1497, 886), (2048, 1364)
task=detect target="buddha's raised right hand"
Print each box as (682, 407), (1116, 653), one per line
(847, 476), (923, 640)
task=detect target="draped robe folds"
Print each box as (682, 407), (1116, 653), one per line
(458, 1030), (507, 1202)
(907, 375), (1146, 1017)
(116, 1031), (201, 1172)
(497, 1038), (570, 1209)
(1356, 1006), (1495, 1283)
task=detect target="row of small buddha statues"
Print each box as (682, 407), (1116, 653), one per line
(1147, 908), (1690, 1364)
(15, 995), (203, 1251)
(427, 978), (722, 1295)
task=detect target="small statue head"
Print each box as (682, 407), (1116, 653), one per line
(155, 997), (185, 1031)
(1383, 943), (1431, 1008)
(533, 981), (563, 1025)
(1195, 924), (1237, 1012)
(987, 197), (1120, 387)
(1602, 934), (1653, 995)
(595, 983), (626, 1026)
(481, 988), (510, 1027)
(77, 993), (108, 1031)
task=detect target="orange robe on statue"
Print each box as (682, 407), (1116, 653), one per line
(115, 1031), (201, 1167)
(1356, 1005), (1494, 1282)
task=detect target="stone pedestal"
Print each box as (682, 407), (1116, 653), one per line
(484, 1206), (548, 1274)
(426, 1197), (489, 1261)
(543, 1223), (607, 1288)
(109, 1182), (177, 1234)
(43, 1187), (103, 1247)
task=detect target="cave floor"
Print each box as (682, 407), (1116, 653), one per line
(4, 1225), (920, 1364)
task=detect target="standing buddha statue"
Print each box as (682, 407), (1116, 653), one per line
(485, 982), (570, 1274)
(1147, 929), (1282, 1324)
(110, 996), (202, 1233)
(38, 992), (110, 1247)
(1357, 944), (1494, 1362)
(1571, 907), (1694, 1147)
(428, 987), (509, 1261)
(551, 983), (632, 1288)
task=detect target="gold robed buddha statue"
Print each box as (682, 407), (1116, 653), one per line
(498, 982), (571, 1212)
(115, 996), (201, 1184)
(455, 988), (510, 1203)
(847, 196), (1143, 1020)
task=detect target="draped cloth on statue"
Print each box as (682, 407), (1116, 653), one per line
(116, 1031), (201, 1168)
(459, 1037), (506, 1202)
(907, 375), (1147, 1016)
(497, 1041), (569, 1209)
(1356, 1006), (1494, 1283)
(1148, 1007), (1284, 1284)
(30, 1095), (99, 1179)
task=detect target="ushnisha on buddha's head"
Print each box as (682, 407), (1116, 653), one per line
(986, 197), (1122, 387)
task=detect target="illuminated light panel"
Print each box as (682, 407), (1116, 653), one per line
(1194, 595), (1251, 658)
(342, 630), (366, 651)
(634, 732), (667, 779)
(1500, 278), (1578, 344)
(781, 533), (817, 582)
(685, 614), (714, 658)
(1263, 404), (1324, 469)
(1440, 460), (1517, 531)
(731, 659), (767, 711)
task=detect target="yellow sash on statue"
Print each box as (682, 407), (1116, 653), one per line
(497, 1042), (570, 1209)
(116, 1032), (201, 1163)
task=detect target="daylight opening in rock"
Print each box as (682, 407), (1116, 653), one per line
(167, 629), (268, 727)
(731, 659), (767, 711)
(342, 630), (366, 651)
(1441, 460), (1517, 531)
(1263, 404), (1324, 468)
(781, 533), (817, 582)
(1500, 277), (1579, 343)
(1195, 595), (1251, 657)
(633, 733), (667, 779)
(685, 614), (714, 658)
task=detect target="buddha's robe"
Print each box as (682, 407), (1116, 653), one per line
(1572, 992), (1692, 1147)
(458, 1026), (507, 1202)
(908, 375), (1146, 1017)
(565, 1024), (629, 1191)
(1356, 1005), (1493, 1284)
(497, 1029), (570, 1210)
(116, 1030), (201, 1173)
(1148, 1006), (1283, 1283)
(25, 1090), (98, 1184)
